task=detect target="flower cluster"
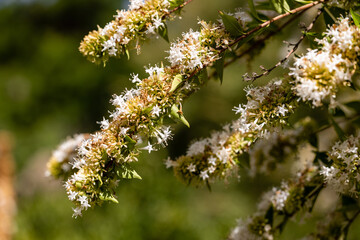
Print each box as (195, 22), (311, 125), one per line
(79, 0), (183, 65)
(290, 17), (360, 107)
(168, 79), (298, 185)
(167, 13), (249, 72)
(46, 134), (88, 180)
(229, 168), (322, 240)
(320, 135), (360, 195)
(229, 217), (274, 240)
(54, 14), (247, 217)
(248, 118), (315, 176)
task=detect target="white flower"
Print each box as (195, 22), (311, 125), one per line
(164, 157), (178, 168)
(186, 139), (208, 156)
(151, 105), (161, 117)
(187, 163), (196, 173)
(97, 117), (110, 130)
(153, 15), (164, 29)
(119, 127), (130, 136)
(277, 105), (288, 117)
(270, 186), (289, 211)
(72, 207), (83, 218)
(208, 166), (216, 174)
(141, 142), (156, 153)
(129, 0), (144, 10)
(154, 126), (172, 146)
(68, 190), (78, 201)
(208, 156), (217, 166)
(200, 170), (209, 180)
(216, 147), (230, 164)
(232, 104), (246, 115)
(72, 158), (86, 170)
(130, 73), (141, 84)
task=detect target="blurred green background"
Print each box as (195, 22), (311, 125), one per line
(2, 0), (360, 239)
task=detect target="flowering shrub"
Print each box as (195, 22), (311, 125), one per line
(47, 0), (360, 238)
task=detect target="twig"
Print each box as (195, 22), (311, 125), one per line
(314, 114), (360, 134)
(208, 9), (306, 79)
(166, 0), (194, 16)
(228, 0), (325, 50)
(188, 0), (325, 80)
(247, 7), (324, 82)
(343, 209), (360, 239)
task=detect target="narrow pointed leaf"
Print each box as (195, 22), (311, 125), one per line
(247, 0), (264, 22)
(198, 68), (208, 83)
(214, 53), (225, 83)
(100, 194), (119, 203)
(219, 11), (244, 37)
(157, 23), (169, 42)
(270, 0), (290, 13)
(330, 116), (345, 141)
(351, 8), (360, 28)
(170, 74), (183, 92)
(170, 104), (190, 128)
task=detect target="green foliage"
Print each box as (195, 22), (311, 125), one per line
(157, 24), (170, 42)
(170, 104), (190, 128)
(213, 53), (225, 83)
(247, 0), (265, 22)
(351, 8), (360, 28)
(170, 74), (183, 93)
(219, 11), (244, 37)
(270, 0), (290, 13)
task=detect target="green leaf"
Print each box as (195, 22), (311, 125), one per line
(125, 135), (137, 150)
(340, 195), (359, 211)
(125, 48), (130, 60)
(345, 101), (360, 111)
(270, 0), (290, 13)
(247, 0), (264, 22)
(219, 11), (244, 37)
(168, 0), (184, 8)
(214, 53), (225, 83)
(265, 206), (274, 226)
(308, 133), (318, 148)
(170, 104), (190, 128)
(314, 151), (332, 167)
(324, 7), (336, 26)
(117, 164), (142, 180)
(351, 8), (360, 28)
(198, 68), (208, 83)
(329, 116), (345, 141)
(294, 0), (312, 4)
(169, 74), (183, 93)
(157, 24), (169, 42)
(99, 193), (119, 203)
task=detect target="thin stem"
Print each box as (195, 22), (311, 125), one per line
(188, 0), (325, 80)
(166, 0), (194, 16)
(314, 114), (360, 134)
(343, 209), (360, 239)
(208, 9), (306, 79)
(249, 7), (324, 82)
(228, 0), (325, 50)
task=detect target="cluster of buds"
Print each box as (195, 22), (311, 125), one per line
(79, 0), (184, 65)
(320, 135), (360, 195)
(166, 79), (298, 186)
(229, 168), (322, 240)
(52, 13), (248, 217)
(248, 118), (316, 176)
(290, 17), (360, 107)
(46, 134), (89, 180)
